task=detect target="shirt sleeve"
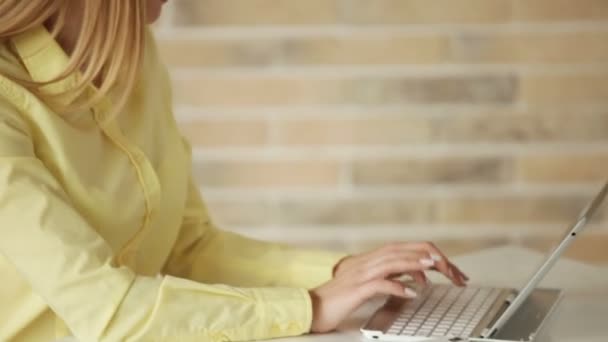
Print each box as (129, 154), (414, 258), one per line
(0, 98), (314, 341)
(163, 138), (347, 290)
(163, 177), (347, 290)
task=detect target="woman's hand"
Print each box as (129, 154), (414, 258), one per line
(309, 242), (469, 333)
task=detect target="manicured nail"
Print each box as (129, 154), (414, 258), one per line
(430, 254), (442, 262)
(404, 288), (418, 298)
(420, 258), (435, 267)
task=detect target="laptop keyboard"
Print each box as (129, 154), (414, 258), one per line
(385, 285), (503, 338)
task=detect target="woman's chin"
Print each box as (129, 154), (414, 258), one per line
(146, 8), (163, 24)
(146, 0), (166, 24)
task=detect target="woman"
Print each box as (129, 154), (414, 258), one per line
(0, 1), (468, 341)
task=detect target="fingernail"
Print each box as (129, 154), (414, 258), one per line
(419, 258), (435, 267)
(430, 254), (442, 262)
(404, 288), (418, 298)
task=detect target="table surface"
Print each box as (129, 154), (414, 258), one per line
(273, 246), (608, 342)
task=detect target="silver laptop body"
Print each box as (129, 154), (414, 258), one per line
(361, 181), (608, 342)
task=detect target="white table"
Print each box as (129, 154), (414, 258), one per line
(274, 246), (608, 342)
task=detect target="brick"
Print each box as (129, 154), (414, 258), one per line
(521, 75), (608, 105)
(172, 77), (344, 106)
(434, 238), (510, 257)
(158, 35), (449, 67)
(521, 234), (608, 265)
(206, 199), (275, 226)
(331, 238), (509, 256)
(193, 160), (342, 188)
(342, 0), (511, 24)
(282, 35), (449, 65)
(516, 155), (608, 183)
(179, 120), (268, 147)
(173, 75), (518, 107)
(352, 157), (511, 185)
(275, 118), (430, 145)
(434, 112), (608, 143)
(278, 198), (431, 225)
(158, 39), (284, 68)
(348, 75), (518, 105)
(171, 0), (339, 26)
(435, 195), (592, 224)
(451, 32), (608, 64)
(513, 0), (608, 21)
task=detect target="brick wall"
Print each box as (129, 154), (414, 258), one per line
(155, 0), (608, 264)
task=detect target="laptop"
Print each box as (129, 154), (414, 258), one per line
(361, 180), (608, 342)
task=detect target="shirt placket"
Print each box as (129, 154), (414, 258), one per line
(12, 25), (162, 269)
(92, 98), (161, 268)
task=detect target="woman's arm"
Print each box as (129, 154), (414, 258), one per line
(0, 98), (312, 342)
(163, 175), (347, 290)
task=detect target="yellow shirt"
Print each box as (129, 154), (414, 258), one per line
(0, 26), (344, 341)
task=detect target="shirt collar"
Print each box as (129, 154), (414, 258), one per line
(10, 25), (113, 121)
(11, 25), (81, 100)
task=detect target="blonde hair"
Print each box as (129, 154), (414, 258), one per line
(0, 0), (147, 116)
